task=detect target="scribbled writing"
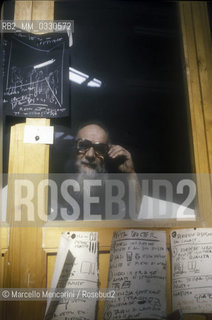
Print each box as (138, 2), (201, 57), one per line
(104, 229), (167, 320)
(171, 228), (212, 313)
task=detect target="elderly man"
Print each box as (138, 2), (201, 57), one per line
(51, 122), (141, 221)
(75, 123), (136, 175)
(70, 122), (141, 220)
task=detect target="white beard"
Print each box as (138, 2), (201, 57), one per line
(75, 159), (107, 176)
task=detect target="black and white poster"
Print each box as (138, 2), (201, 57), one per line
(3, 30), (69, 118)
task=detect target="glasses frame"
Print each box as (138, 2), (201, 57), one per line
(76, 138), (109, 158)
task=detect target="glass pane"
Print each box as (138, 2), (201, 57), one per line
(52, 0), (192, 174)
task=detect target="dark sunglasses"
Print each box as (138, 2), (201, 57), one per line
(76, 139), (109, 157)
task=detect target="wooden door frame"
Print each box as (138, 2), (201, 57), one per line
(179, 2), (212, 226)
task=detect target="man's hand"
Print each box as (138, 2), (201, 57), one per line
(108, 145), (135, 173)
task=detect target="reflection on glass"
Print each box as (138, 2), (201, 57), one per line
(87, 78), (102, 88)
(69, 67), (89, 84)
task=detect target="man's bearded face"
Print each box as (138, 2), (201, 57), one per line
(75, 124), (109, 175)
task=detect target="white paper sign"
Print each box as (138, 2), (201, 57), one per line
(104, 229), (167, 319)
(171, 228), (212, 313)
(24, 125), (54, 144)
(45, 231), (98, 320)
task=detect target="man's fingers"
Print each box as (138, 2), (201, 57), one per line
(108, 145), (122, 155)
(109, 149), (129, 159)
(108, 145), (128, 158)
(108, 144), (135, 173)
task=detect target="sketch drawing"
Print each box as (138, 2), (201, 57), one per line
(80, 261), (95, 275)
(3, 31), (69, 118)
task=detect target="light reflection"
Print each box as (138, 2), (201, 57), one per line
(87, 78), (102, 87)
(69, 67), (102, 87)
(69, 67), (89, 84)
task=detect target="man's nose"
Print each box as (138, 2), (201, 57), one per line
(85, 147), (96, 160)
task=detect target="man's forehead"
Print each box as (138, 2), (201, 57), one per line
(77, 124), (109, 143)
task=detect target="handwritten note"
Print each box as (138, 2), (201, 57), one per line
(45, 232), (98, 320)
(103, 229), (167, 319)
(171, 228), (212, 313)
(3, 31), (69, 118)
